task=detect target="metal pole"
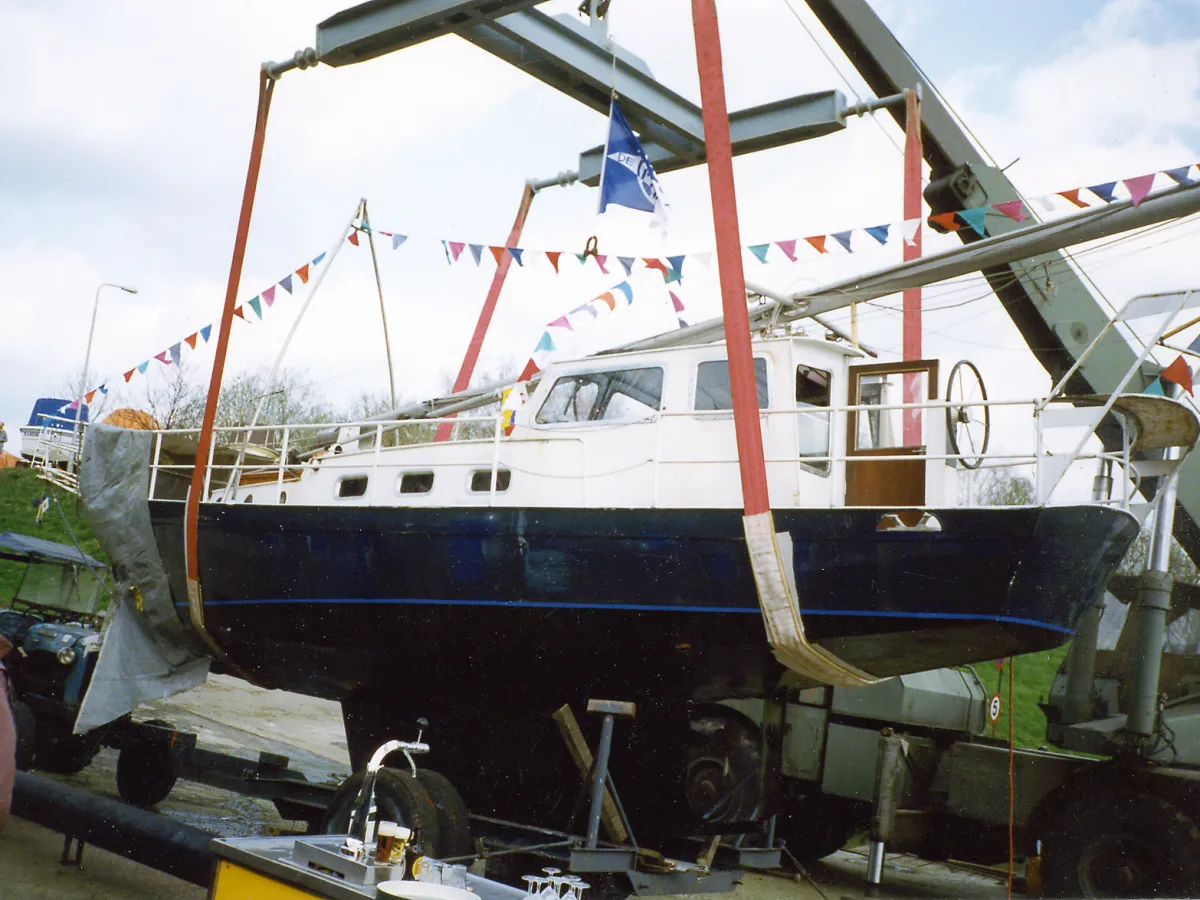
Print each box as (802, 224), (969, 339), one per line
(586, 714), (615, 850)
(901, 87), (923, 447)
(434, 180), (536, 443)
(1127, 443), (1181, 740)
(79, 283), (137, 425)
(184, 67), (275, 671)
(361, 199), (397, 409)
(691, 0), (770, 517)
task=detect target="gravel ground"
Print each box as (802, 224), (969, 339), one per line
(1, 676), (1009, 899)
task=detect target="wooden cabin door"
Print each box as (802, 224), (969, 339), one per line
(845, 360), (938, 507)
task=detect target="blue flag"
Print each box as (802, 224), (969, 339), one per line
(599, 101), (664, 216)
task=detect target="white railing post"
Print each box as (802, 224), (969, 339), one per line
(149, 431), (163, 500)
(489, 413), (503, 507)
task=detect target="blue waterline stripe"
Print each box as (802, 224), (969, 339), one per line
(173, 598), (1070, 633)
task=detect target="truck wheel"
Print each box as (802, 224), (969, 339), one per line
(685, 714), (764, 825)
(416, 769), (473, 860)
(33, 725), (100, 775)
(11, 700), (36, 771)
(322, 768), (442, 859)
(1043, 791), (1200, 898)
(777, 792), (863, 862)
(116, 744), (179, 808)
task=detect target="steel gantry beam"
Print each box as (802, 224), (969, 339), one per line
(304, 1), (881, 178)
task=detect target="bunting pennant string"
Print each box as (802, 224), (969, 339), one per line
(69, 247), (333, 406)
(518, 280), (639, 382)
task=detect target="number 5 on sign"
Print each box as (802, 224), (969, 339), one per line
(988, 693), (1002, 723)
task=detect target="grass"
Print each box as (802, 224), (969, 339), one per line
(970, 645), (1070, 749)
(0, 466), (108, 602)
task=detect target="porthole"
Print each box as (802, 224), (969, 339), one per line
(337, 476), (368, 498)
(398, 472), (434, 494)
(279, 491), (288, 505)
(470, 469), (511, 492)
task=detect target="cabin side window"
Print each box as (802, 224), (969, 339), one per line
(797, 365), (832, 475)
(398, 472), (434, 494)
(470, 469), (511, 492)
(337, 475), (369, 498)
(694, 359), (769, 410)
(535, 367), (664, 424)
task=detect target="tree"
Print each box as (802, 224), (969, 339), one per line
(977, 469), (1035, 506)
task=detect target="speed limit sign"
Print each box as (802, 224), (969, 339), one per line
(988, 693), (1002, 723)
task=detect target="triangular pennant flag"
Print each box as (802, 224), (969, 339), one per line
(169, 343), (182, 367)
(804, 236), (827, 254)
(694, 251), (714, 268)
(1187, 332), (1200, 354)
(613, 281), (633, 304)
(666, 254), (686, 276)
(1162, 355), (1194, 395)
(901, 219), (921, 246)
(548, 315), (572, 330)
(248, 296), (263, 319)
(775, 240), (797, 262)
(65, 400), (79, 412)
(1087, 181), (1118, 204)
(440, 241), (452, 264)
(349, 230), (360, 246)
(263, 286), (276, 306)
(137, 361), (150, 374)
(490, 246), (506, 265)
(296, 264), (310, 284)
(508, 247), (524, 267)
(1058, 189), (1090, 208)
(618, 256), (635, 275)
(958, 208), (988, 236)
(594, 254), (609, 274)
(391, 234), (406, 250)
(1144, 378), (1166, 396)
(678, 318), (688, 328)
(1164, 166), (1195, 186)
(200, 325), (212, 343)
(185, 333), (198, 349)
(992, 200), (1028, 222)
(575, 253), (588, 265)
(929, 212), (961, 231)
(578, 304), (599, 318)
(596, 292), (616, 311)
(155, 351), (171, 365)
(123, 369), (136, 383)
(85, 390), (96, 405)
(233, 306), (246, 320)
(831, 231), (853, 253)
(469, 244), (484, 266)
(98, 384), (108, 395)
(312, 251), (327, 266)
(449, 241), (466, 262)
(748, 243), (771, 263)
(518, 359), (540, 382)
(644, 258), (670, 280)
(670, 291), (685, 312)
(1124, 174), (1155, 207)
(534, 331), (555, 353)
(279, 274), (294, 294)
(545, 251), (561, 273)
(865, 224), (890, 245)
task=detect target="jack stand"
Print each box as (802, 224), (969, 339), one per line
(60, 834), (85, 867)
(866, 730), (906, 888)
(570, 699), (638, 874)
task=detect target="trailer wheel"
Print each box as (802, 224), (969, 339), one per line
(1043, 791), (1200, 898)
(322, 768), (442, 858)
(116, 743), (179, 808)
(416, 769), (473, 860)
(11, 700), (35, 771)
(33, 724), (100, 775)
(685, 714), (764, 825)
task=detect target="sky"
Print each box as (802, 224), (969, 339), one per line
(2, 0), (1200, 470)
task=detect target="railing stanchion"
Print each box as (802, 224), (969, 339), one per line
(149, 431), (163, 500)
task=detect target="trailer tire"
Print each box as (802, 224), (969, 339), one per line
(685, 713), (764, 826)
(33, 724), (100, 775)
(322, 768), (442, 859)
(1043, 791), (1200, 898)
(11, 700), (35, 771)
(116, 743), (179, 808)
(416, 769), (473, 860)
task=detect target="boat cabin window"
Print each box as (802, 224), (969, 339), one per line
(398, 472), (434, 494)
(536, 367), (664, 424)
(694, 359), (769, 410)
(337, 475), (369, 498)
(796, 364), (832, 474)
(470, 469), (511, 492)
(854, 369), (931, 450)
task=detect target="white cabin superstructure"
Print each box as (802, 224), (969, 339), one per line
(232, 336), (958, 513)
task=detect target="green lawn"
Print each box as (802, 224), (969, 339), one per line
(0, 466), (108, 602)
(970, 645), (1069, 749)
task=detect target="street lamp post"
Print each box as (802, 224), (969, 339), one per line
(78, 282), (138, 428)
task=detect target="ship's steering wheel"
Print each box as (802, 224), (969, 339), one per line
(946, 360), (990, 469)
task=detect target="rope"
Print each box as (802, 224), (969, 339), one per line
(1006, 655), (1015, 900)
